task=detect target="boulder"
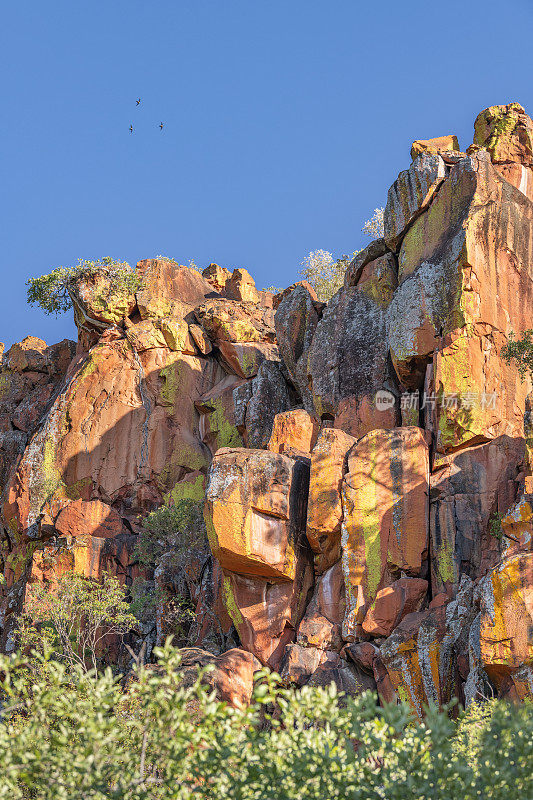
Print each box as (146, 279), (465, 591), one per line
(307, 286), (400, 436)
(223, 269), (260, 304)
(206, 448), (310, 580)
(136, 259), (215, 320)
(479, 553), (533, 690)
(297, 561), (345, 651)
(54, 499), (125, 539)
(342, 427), (429, 639)
(410, 135), (460, 159)
(472, 102), (533, 201)
(429, 438), (524, 596)
(362, 577), (428, 637)
(306, 427), (356, 573)
(267, 409), (319, 456)
(221, 566), (313, 668)
(384, 153), (447, 251)
(244, 361), (292, 448)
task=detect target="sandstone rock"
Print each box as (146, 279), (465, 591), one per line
(307, 286), (400, 436)
(223, 269), (260, 304)
(362, 577), (428, 637)
(479, 553), (533, 689)
(221, 565), (313, 668)
(297, 561), (345, 651)
(244, 361), (292, 448)
(54, 499), (125, 539)
(342, 427), (429, 640)
(206, 448), (309, 580)
(274, 284), (322, 410)
(343, 641), (379, 674)
(472, 103), (533, 200)
(429, 438), (524, 596)
(267, 409), (319, 456)
(388, 151), (533, 390)
(136, 259), (215, 320)
(4, 337), (49, 373)
(188, 324), (212, 355)
(171, 647), (261, 707)
(384, 153), (447, 251)
(279, 643), (334, 686)
(410, 135), (460, 160)
(202, 263), (232, 292)
(306, 428), (356, 573)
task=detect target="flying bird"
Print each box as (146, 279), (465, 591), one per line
(159, 122), (164, 130)
(129, 125), (133, 133)
(136, 98), (141, 105)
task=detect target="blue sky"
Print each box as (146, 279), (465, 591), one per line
(2, 0), (533, 347)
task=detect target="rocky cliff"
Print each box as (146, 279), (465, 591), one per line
(1, 103), (533, 714)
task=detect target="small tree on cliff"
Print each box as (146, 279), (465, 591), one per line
(17, 571), (136, 674)
(26, 257), (140, 316)
(299, 207), (385, 301)
(501, 329), (533, 379)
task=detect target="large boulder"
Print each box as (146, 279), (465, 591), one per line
(342, 427), (429, 639)
(306, 427), (356, 573)
(307, 286), (400, 436)
(205, 448), (310, 580)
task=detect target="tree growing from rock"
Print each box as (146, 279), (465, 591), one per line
(501, 329), (533, 378)
(26, 257), (140, 316)
(299, 207), (385, 301)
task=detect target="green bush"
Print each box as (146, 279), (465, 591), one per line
(0, 640), (530, 799)
(26, 257), (141, 316)
(134, 499), (207, 567)
(16, 571), (136, 674)
(501, 329), (533, 379)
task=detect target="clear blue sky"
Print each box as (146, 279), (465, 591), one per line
(3, 0), (533, 347)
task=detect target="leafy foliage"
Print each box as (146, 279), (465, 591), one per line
(26, 257), (141, 316)
(134, 499), (206, 567)
(299, 208), (385, 301)
(501, 329), (533, 379)
(16, 571), (136, 674)
(0, 641), (530, 799)
(362, 206), (385, 239)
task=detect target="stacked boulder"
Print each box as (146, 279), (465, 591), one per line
(206, 103), (533, 713)
(1, 103), (532, 712)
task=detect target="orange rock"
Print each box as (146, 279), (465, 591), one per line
(297, 561), (345, 651)
(267, 409), (319, 456)
(195, 375), (245, 455)
(136, 259), (214, 320)
(223, 269), (260, 304)
(221, 565), (313, 668)
(342, 427), (429, 639)
(362, 577), (428, 637)
(55, 499), (124, 539)
(202, 263), (232, 292)
(472, 103), (533, 199)
(479, 553), (533, 688)
(306, 427), (356, 573)
(410, 135), (460, 159)
(210, 648), (262, 706)
(429, 439), (524, 596)
(384, 153), (447, 251)
(206, 448), (309, 580)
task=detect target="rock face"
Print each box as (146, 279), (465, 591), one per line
(3, 105), (533, 710)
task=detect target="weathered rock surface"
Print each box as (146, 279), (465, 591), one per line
(3, 103), (533, 712)
(342, 427), (429, 640)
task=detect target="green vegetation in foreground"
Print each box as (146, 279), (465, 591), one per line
(0, 639), (530, 799)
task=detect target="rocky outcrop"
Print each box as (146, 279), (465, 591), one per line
(3, 104), (533, 710)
